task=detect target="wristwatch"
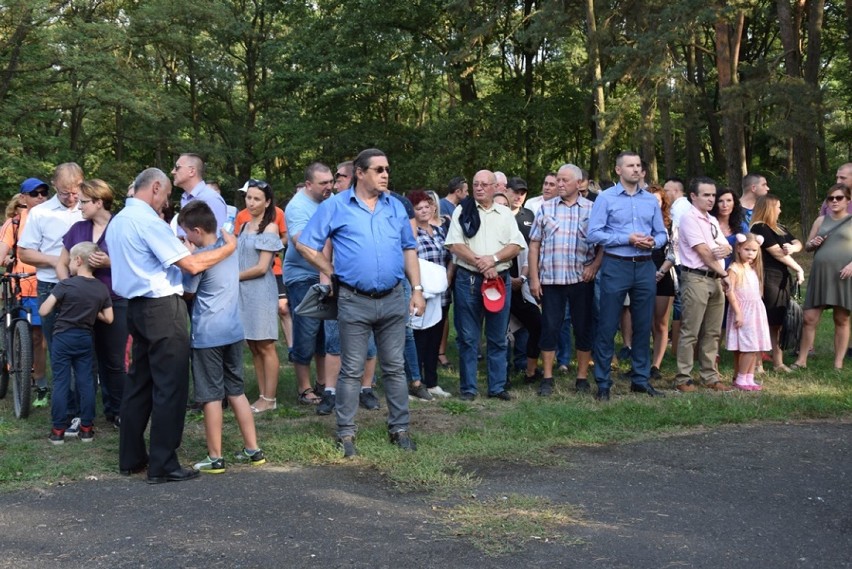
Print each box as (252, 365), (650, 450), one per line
(492, 254), (500, 264)
(413, 285), (424, 292)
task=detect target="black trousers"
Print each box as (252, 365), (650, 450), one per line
(510, 293), (542, 360)
(119, 295), (190, 476)
(413, 306), (448, 388)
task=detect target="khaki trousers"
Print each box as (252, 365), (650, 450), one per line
(675, 272), (724, 385)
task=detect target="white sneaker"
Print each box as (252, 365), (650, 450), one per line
(65, 417), (81, 438)
(427, 386), (452, 398)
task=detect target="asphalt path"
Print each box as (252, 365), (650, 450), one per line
(1, 421), (848, 568)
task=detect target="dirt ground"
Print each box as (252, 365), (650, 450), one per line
(0, 421), (848, 569)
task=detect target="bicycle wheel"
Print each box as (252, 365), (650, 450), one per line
(11, 319), (33, 419)
(0, 346), (8, 399)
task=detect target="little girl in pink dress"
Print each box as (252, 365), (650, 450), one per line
(726, 233), (772, 391)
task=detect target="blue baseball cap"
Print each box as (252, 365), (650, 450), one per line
(20, 178), (49, 194)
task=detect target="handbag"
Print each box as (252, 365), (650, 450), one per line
(295, 283), (338, 320)
(780, 282), (803, 351)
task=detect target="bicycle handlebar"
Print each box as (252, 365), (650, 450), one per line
(1, 273), (36, 280)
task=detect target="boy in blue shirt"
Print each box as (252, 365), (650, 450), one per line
(179, 201), (265, 472)
(40, 242), (113, 444)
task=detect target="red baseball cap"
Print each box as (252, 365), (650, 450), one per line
(481, 277), (506, 312)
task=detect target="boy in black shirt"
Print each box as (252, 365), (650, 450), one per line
(40, 241), (113, 444)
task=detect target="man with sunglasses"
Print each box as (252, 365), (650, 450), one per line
(674, 177), (733, 393)
(171, 153), (227, 236)
(18, 164), (85, 409)
(333, 161), (353, 193)
(297, 148), (424, 457)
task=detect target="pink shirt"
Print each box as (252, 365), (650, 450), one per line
(677, 206), (729, 270)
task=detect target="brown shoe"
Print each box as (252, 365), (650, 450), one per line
(706, 381), (734, 392)
(676, 380), (697, 392)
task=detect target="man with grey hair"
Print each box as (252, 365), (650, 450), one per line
(494, 171), (508, 194)
(333, 161), (354, 193)
(108, 168), (237, 484)
(446, 169), (526, 401)
(740, 173), (769, 225)
(529, 164), (601, 396)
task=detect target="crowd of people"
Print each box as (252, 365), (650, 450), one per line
(4, 152), (851, 477)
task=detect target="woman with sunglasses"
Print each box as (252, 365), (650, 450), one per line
(749, 195), (805, 372)
(237, 180), (283, 413)
(55, 179), (128, 428)
(792, 184), (852, 371)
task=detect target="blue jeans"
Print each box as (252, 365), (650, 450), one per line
(401, 279), (421, 382)
(593, 257), (655, 390)
(287, 278), (326, 365)
(39, 280), (79, 415)
(557, 304), (573, 366)
(454, 268), (511, 396)
(50, 329), (95, 430)
(336, 284), (409, 438)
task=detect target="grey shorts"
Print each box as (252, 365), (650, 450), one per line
(192, 341), (245, 403)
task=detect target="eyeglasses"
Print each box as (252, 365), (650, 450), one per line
(26, 189), (49, 197)
(79, 199), (93, 205)
(247, 179), (270, 191)
(827, 195), (847, 202)
(472, 182), (492, 188)
(366, 166), (390, 175)
(15, 204), (26, 209)
(334, 172), (350, 180)
(710, 223), (719, 240)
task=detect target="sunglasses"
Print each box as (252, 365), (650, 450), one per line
(366, 166), (390, 175)
(334, 172), (350, 180)
(26, 189), (49, 197)
(827, 195), (847, 202)
(247, 179), (270, 191)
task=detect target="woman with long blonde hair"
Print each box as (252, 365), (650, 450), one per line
(749, 195), (804, 372)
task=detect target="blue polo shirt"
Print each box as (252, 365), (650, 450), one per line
(587, 183), (668, 256)
(183, 237), (244, 349)
(283, 190), (322, 285)
(300, 189), (416, 293)
(106, 198), (189, 299)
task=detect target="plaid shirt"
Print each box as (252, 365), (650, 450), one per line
(529, 196), (596, 285)
(416, 224), (452, 305)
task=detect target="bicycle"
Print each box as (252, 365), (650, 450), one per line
(0, 272), (35, 419)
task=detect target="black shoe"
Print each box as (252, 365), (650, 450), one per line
(575, 379), (591, 393)
(524, 369), (544, 385)
(146, 467), (200, 485)
(595, 387), (611, 401)
(359, 388), (380, 410)
(650, 366), (662, 380)
(618, 346), (632, 361)
(316, 391), (336, 415)
(488, 391), (513, 401)
(630, 383), (666, 397)
(337, 435), (358, 458)
(389, 430), (417, 451)
(408, 382), (434, 401)
(313, 382), (326, 397)
(504, 377), (513, 391)
(459, 392), (476, 401)
(538, 378), (554, 397)
(119, 463), (148, 476)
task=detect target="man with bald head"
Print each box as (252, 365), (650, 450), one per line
(171, 153), (227, 234)
(445, 169), (526, 401)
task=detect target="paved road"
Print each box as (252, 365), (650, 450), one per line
(1, 422), (849, 568)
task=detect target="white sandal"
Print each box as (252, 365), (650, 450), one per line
(251, 395), (277, 414)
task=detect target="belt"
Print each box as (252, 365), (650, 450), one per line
(458, 266), (510, 278)
(604, 252), (652, 262)
(339, 281), (397, 299)
(679, 265), (722, 279)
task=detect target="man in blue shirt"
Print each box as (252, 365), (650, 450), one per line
(171, 153), (227, 236)
(296, 148), (425, 457)
(588, 151), (668, 401)
(107, 168), (236, 484)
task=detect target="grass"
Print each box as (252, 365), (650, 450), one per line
(0, 308), (849, 554)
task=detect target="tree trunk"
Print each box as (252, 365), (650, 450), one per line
(585, 0), (609, 180)
(715, 10), (747, 191)
(683, 40), (704, 176)
(658, 81), (675, 180)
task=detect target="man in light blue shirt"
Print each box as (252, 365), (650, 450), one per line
(107, 168), (235, 484)
(171, 153), (227, 236)
(588, 151), (668, 401)
(297, 148), (424, 458)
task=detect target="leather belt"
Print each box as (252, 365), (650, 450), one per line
(604, 252), (652, 262)
(678, 266), (722, 279)
(339, 281), (397, 299)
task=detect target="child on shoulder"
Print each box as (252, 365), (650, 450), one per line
(725, 233), (772, 391)
(179, 200), (266, 473)
(39, 241), (113, 444)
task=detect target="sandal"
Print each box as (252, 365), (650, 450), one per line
(438, 354), (455, 372)
(251, 395), (277, 414)
(298, 388), (320, 405)
(789, 363), (807, 371)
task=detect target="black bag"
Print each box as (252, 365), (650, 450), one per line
(780, 283), (803, 351)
